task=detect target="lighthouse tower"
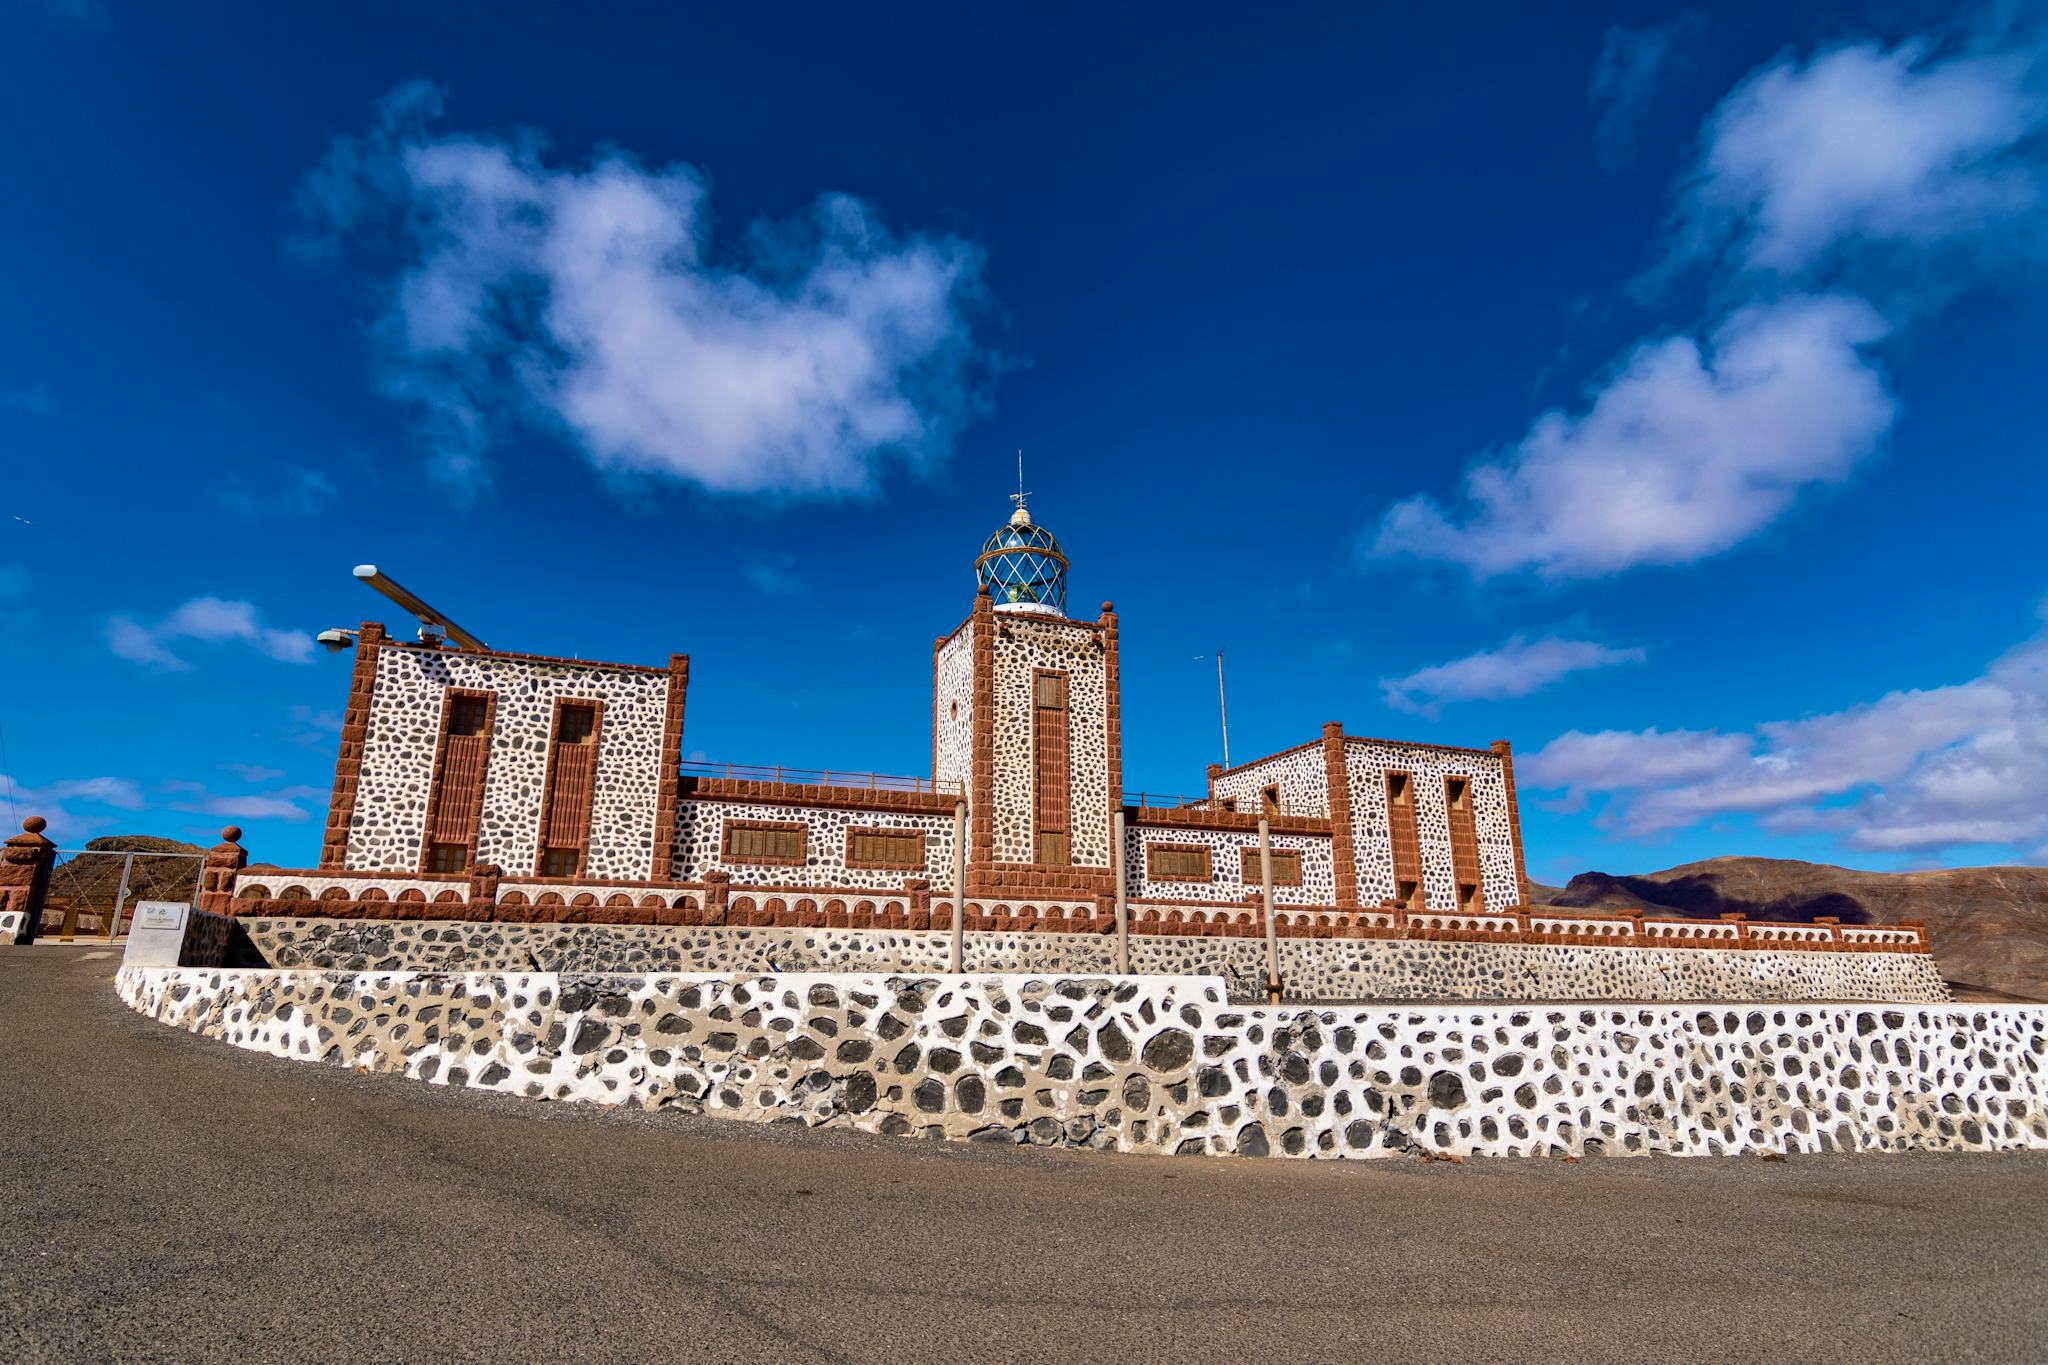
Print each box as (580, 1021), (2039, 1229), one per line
(933, 493), (1121, 902)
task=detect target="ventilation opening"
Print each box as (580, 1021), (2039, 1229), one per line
(1261, 783), (1281, 817)
(1397, 879), (1419, 908)
(1458, 881), (1480, 911)
(1387, 772), (1409, 805)
(1446, 776), (1469, 810)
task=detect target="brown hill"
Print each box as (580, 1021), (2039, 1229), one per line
(1532, 857), (2048, 1002)
(41, 836), (205, 937)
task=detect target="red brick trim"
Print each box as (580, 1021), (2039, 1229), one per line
(1321, 721), (1359, 909)
(1384, 769), (1423, 908)
(1146, 841), (1213, 882)
(1031, 666), (1071, 866)
(1124, 806), (1331, 836)
(320, 621), (385, 870)
(1443, 773), (1486, 914)
(533, 697), (605, 877)
(719, 817), (808, 866)
(377, 637), (671, 676)
(969, 587), (996, 880)
(417, 688), (497, 874)
(1492, 739), (1530, 906)
(679, 778), (957, 814)
(1239, 846), (1304, 885)
(649, 655), (690, 881)
(845, 826), (927, 871)
(1343, 733), (1508, 761)
(1098, 602), (1124, 867)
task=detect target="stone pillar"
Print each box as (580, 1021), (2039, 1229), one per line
(200, 828), (247, 918)
(1, 816), (57, 945)
(1720, 912), (1749, 949)
(702, 870), (731, 926)
(1815, 916), (1843, 950)
(321, 622), (385, 869)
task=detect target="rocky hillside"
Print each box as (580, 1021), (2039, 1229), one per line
(40, 836), (205, 936)
(1532, 857), (2048, 1002)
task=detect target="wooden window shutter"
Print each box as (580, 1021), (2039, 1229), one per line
(535, 700), (603, 876)
(421, 688), (496, 872)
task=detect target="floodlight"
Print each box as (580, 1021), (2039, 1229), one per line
(351, 564), (489, 650)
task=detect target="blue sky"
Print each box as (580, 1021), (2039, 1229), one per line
(5, 1), (2048, 885)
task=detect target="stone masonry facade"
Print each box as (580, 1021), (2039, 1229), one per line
(230, 499), (1930, 984)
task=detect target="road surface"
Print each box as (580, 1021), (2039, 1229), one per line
(4, 947), (2044, 1362)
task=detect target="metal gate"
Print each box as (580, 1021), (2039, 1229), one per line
(41, 847), (204, 940)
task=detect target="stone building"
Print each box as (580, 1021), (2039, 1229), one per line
(315, 496), (1529, 923)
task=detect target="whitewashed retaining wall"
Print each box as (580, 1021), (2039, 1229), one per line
(118, 969), (2048, 1159)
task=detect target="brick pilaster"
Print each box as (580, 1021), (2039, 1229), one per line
(1098, 601), (1124, 837)
(1492, 739), (1530, 906)
(649, 654), (690, 881)
(1321, 723), (1359, 910)
(321, 621), (385, 869)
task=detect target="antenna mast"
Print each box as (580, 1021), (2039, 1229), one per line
(1216, 647), (1230, 770)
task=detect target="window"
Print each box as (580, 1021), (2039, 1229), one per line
(1387, 772), (1410, 805)
(848, 827), (924, 869)
(1458, 881), (1480, 911)
(1239, 847), (1303, 885)
(723, 821), (806, 864)
(541, 848), (580, 878)
(1034, 668), (1070, 866)
(1396, 878), (1420, 908)
(1218, 797), (1238, 812)
(447, 695), (489, 736)
(1147, 843), (1211, 882)
(556, 704), (597, 745)
(1261, 784), (1282, 817)
(426, 843), (468, 873)
(1385, 770), (1423, 907)
(1446, 776), (1469, 810)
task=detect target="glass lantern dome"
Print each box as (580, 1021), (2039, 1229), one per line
(976, 503), (1069, 616)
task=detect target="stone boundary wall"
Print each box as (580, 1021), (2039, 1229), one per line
(116, 968), (2048, 1159)
(229, 918), (1954, 1004)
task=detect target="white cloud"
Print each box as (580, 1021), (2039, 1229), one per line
(1589, 14), (1705, 170)
(1371, 23), (2048, 582)
(744, 556), (803, 597)
(1681, 37), (2048, 277)
(218, 465), (338, 518)
(298, 83), (990, 497)
(1381, 634), (1646, 716)
(1372, 296), (1894, 579)
(1520, 613), (2048, 859)
(107, 596), (313, 670)
(222, 763), (286, 783)
(0, 774), (144, 845)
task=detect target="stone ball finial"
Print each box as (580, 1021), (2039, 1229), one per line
(23, 816), (46, 834)
(221, 826), (244, 843)
(1101, 601), (1114, 614)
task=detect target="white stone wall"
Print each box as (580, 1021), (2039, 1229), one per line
(120, 968), (2047, 1159)
(1122, 825), (1335, 905)
(1344, 739), (1519, 910)
(348, 645), (670, 880)
(671, 799), (959, 891)
(933, 628), (974, 793)
(1211, 744), (1330, 818)
(990, 615), (1110, 867)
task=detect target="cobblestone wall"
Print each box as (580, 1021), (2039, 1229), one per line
(231, 918), (1952, 1004)
(118, 968), (2048, 1159)
(670, 800), (957, 890)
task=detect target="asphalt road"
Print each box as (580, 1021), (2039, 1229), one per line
(5, 947), (2046, 1363)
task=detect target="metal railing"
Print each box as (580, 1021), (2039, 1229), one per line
(1121, 791), (1213, 809)
(679, 760), (964, 797)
